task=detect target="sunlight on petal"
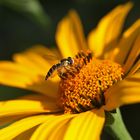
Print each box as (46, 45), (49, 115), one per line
(0, 94), (61, 117)
(63, 109), (105, 140)
(30, 114), (76, 140)
(114, 19), (140, 65)
(56, 10), (87, 58)
(104, 72), (140, 111)
(88, 2), (133, 57)
(0, 115), (55, 140)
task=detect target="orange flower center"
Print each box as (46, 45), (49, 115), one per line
(58, 55), (124, 114)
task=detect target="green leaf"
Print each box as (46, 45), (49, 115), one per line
(0, 0), (52, 29)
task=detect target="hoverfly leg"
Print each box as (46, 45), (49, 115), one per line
(58, 72), (68, 80)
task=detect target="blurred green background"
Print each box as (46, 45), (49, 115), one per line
(0, 0), (140, 139)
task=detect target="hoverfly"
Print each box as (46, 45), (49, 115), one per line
(45, 50), (93, 80)
(45, 57), (74, 80)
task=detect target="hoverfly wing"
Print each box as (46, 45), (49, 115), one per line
(42, 54), (60, 64)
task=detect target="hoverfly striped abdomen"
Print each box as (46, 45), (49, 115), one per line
(45, 64), (60, 80)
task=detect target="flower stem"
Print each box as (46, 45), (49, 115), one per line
(105, 108), (133, 140)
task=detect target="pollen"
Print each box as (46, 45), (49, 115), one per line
(59, 58), (124, 114)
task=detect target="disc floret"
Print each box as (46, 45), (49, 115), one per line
(59, 58), (124, 114)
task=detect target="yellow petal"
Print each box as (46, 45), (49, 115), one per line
(68, 10), (87, 50)
(0, 115), (28, 126)
(0, 94), (61, 117)
(0, 61), (37, 87)
(30, 114), (76, 140)
(13, 51), (51, 76)
(128, 59), (140, 76)
(88, 2), (133, 57)
(63, 109), (105, 140)
(27, 45), (61, 62)
(114, 19), (140, 65)
(104, 72), (140, 111)
(103, 47), (120, 61)
(56, 10), (87, 58)
(21, 45), (61, 70)
(123, 35), (140, 75)
(0, 115), (55, 140)
(13, 126), (37, 140)
(29, 78), (60, 98)
(0, 60), (60, 97)
(47, 119), (69, 140)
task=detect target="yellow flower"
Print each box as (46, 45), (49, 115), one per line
(0, 2), (140, 140)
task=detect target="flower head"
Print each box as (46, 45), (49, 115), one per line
(59, 54), (124, 114)
(0, 2), (140, 140)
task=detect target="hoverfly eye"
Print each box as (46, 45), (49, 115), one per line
(70, 59), (74, 65)
(67, 57), (74, 65)
(61, 58), (67, 63)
